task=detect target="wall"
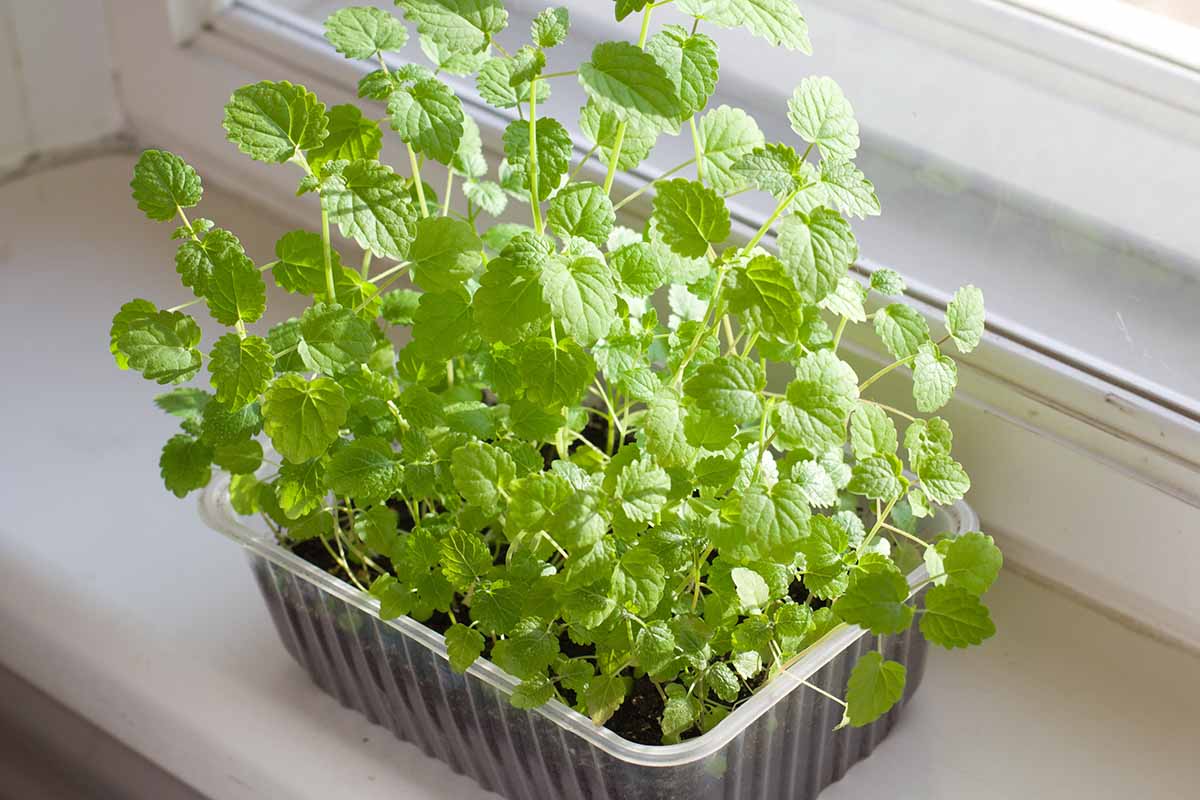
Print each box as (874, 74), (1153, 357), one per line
(0, 0), (124, 173)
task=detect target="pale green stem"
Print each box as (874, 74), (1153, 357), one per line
(407, 144), (428, 218)
(320, 203), (337, 303)
(361, 251), (372, 280)
(689, 117), (705, 183)
(442, 170), (454, 216)
(528, 76), (544, 234)
(612, 158), (697, 211)
(832, 316), (849, 350)
(881, 522), (930, 549)
(744, 186), (802, 254)
(602, 4), (654, 194)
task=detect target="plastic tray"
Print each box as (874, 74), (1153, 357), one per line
(201, 476), (977, 799)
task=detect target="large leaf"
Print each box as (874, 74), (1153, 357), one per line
(223, 80), (328, 163)
(322, 159), (419, 260)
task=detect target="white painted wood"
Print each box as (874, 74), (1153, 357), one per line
(0, 0), (122, 169)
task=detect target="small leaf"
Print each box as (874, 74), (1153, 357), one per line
(833, 566), (913, 635)
(322, 159), (419, 260)
(578, 40), (680, 124)
(440, 529), (493, 589)
(160, 434), (214, 498)
(697, 105), (765, 194)
(946, 285), (985, 354)
(262, 374), (349, 463)
(651, 178), (730, 258)
(223, 80), (328, 163)
(396, 0), (508, 54)
(306, 104), (383, 169)
(788, 76), (859, 160)
(130, 150), (201, 222)
(585, 673), (629, 725)
(912, 342), (958, 413)
(849, 402), (898, 460)
(444, 623), (485, 673)
(684, 356), (764, 424)
(777, 208), (857, 305)
(209, 334), (275, 409)
(547, 182), (615, 246)
(116, 308), (203, 385)
(409, 216), (482, 292)
(845, 651), (906, 727)
(297, 303), (376, 376)
(847, 453), (904, 501)
(539, 253), (618, 346)
(387, 76), (465, 164)
(918, 453), (971, 505)
(531, 7), (569, 48)
(920, 585), (996, 648)
(324, 6), (408, 59)
(731, 567), (770, 612)
(615, 457), (672, 524)
(451, 440), (516, 508)
(940, 532), (1003, 596)
(874, 304), (931, 360)
(773, 350), (859, 452)
(325, 437), (397, 502)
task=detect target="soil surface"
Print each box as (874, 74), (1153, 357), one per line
(283, 407), (830, 746)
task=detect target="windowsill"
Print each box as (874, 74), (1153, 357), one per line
(2, 153), (1199, 799)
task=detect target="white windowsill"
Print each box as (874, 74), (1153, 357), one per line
(2, 152), (1199, 800)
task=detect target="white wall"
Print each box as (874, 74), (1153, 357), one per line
(0, 0), (124, 172)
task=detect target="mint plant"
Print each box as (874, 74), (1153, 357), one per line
(111, 0), (1001, 742)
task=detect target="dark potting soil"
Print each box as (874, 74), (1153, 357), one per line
(283, 406), (830, 747)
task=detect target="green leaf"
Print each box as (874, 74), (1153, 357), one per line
(845, 651), (906, 727)
(905, 417), (953, 468)
(507, 675), (555, 710)
(159, 435), (214, 498)
(532, 7), (569, 48)
(411, 289), (479, 360)
(941, 532), (1002, 596)
(819, 159), (881, 219)
(614, 0), (649, 21)
(130, 150), (201, 222)
(420, 33), (491, 75)
(306, 104), (383, 169)
(409, 216), (482, 292)
(473, 257), (550, 344)
(204, 242), (266, 326)
(874, 304), (931, 360)
(632, 621), (676, 678)
(871, 268), (906, 296)
(728, 254), (802, 341)
(946, 285), (985, 354)
(643, 387), (699, 469)
(451, 440), (516, 508)
(492, 619), (559, 680)
(684, 356), (764, 424)
(452, 115), (486, 179)
(920, 585), (996, 648)
(116, 309), (204, 385)
(223, 80), (328, 163)
(547, 182), (615, 246)
(847, 453), (904, 501)
(476, 56), (549, 109)
(731, 566), (770, 612)
(912, 342), (957, 413)
(849, 402), (898, 459)
(209, 334), (274, 409)
(798, 515), (850, 599)
(262, 374), (349, 463)
(539, 253), (618, 346)
(517, 337), (594, 408)
(325, 437), (397, 502)
(610, 242), (671, 296)
(579, 100), (659, 172)
(651, 178), (730, 258)
(732, 143), (805, 199)
(155, 387), (210, 419)
(585, 673), (628, 725)
(213, 438), (263, 475)
(276, 458), (326, 518)
(387, 76), (464, 164)
(661, 683), (701, 740)
(773, 350), (859, 452)
(199, 399), (263, 446)
(791, 458), (838, 508)
(610, 547), (665, 615)
(645, 25), (719, 122)
(834, 566), (913, 635)
(396, 0), (507, 54)
(777, 208), (857, 305)
(324, 6), (408, 59)
(697, 105), (765, 194)
(463, 180), (507, 216)
(502, 117), (573, 199)
(726, 0), (812, 52)
(728, 480), (811, 562)
(323, 159), (419, 260)
(440, 528), (493, 589)
(273, 230), (336, 295)
(615, 457), (671, 524)
(819, 275), (867, 322)
(110, 299), (158, 370)
(297, 303), (375, 376)
(918, 453), (970, 505)
(788, 77), (859, 160)
(176, 228), (246, 298)
(578, 40), (680, 124)
(445, 623), (485, 673)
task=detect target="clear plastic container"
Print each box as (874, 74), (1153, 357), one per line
(201, 476), (978, 800)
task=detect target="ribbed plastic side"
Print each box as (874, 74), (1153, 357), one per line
(249, 555), (929, 800)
